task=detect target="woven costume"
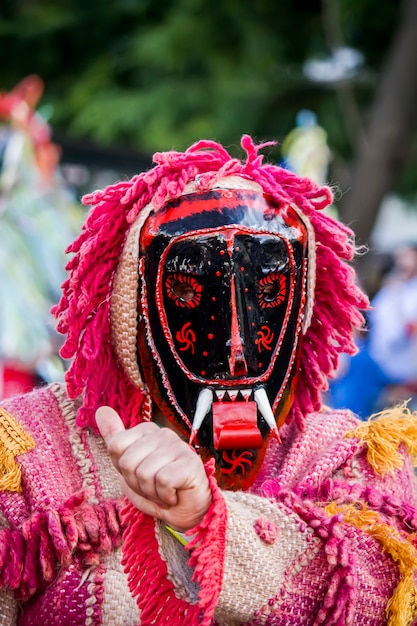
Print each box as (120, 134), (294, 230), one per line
(2, 136), (417, 625)
(2, 385), (417, 625)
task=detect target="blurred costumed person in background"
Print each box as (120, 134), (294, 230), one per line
(281, 111), (391, 419)
(367, 243), (417, 410)
(0, 75), (83, 398)
(280, 109), (331, 186)
(1, 135), (417, 625)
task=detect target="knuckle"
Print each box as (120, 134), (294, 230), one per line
(141, 422), (160, 433)
(106, 434), (126, 458)
(159, 427), (179, 442)
(155, 467), (172, 488)
(135, 466), (151, 488)
(118, 453), (135, 474)
(118, 454), (131, 473)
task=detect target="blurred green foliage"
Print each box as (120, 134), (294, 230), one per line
(0, 0), (410, 185)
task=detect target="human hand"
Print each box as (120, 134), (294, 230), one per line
(95, 406), (213, 532)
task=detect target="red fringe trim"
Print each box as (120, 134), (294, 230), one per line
(0, 490), (124, 599)
(122, 459), (227, 625)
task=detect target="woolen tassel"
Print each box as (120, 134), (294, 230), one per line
(0, 492), (123, 599)
(21, 534), (38, 599)
(386, 574), (417, 626)
(187, 460), (228, 625)
(121, 504), (201, 625)
(0, 449), (22, 492)
(326, 503), (417, 626)
(346, 403), (417, 475)
(0, 407), (36, 492)
(122, 459), (227, 626)
(260, 487), (358, 625)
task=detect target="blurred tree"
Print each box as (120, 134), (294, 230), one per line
(339, 0), (417, 244)
(1, 0), (416, 261)
(0, 0), (325, 153)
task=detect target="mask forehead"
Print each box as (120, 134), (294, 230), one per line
(138, 187), (309, 490)
(141, 188), (305, 245)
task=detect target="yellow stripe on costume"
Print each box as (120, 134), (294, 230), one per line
(0, 407), (35, 492)
(325, 502), (417, 626)
(345, 402), (417, 475)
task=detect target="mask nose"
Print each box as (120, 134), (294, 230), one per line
(229, 345), (247, 376)
(228, 271), (248, 376)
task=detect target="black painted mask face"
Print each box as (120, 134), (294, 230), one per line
(137, 187), (309, 490)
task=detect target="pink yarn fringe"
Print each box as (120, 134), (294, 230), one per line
(261, 486), (358, 625)
(259, 444), (417, 625)
(52, 134), (369, 431)
(122, 460), (227, 626)
(312, 477), (417, 532)
(0, 490), (124, 600)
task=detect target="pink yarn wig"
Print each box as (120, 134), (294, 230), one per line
(52, 135), (368, 431)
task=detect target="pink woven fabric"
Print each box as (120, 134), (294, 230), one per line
(122, 407), (417, 626)
(2, 386), (417, 625)
(0, 384), (138, 625)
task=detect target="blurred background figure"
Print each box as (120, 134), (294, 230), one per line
(280, 110), (339, 223)
(0, 76), (84, 398)
(280, 109), (331, 185)
(281, 109), (330, 185)
(327, 244), (417, 417)
(366, 242), (417, 409)
(326, 315), (396, 419)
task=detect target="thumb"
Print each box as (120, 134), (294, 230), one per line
(95, 405), (125, 443)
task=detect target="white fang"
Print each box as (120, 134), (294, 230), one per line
(189, 388), (213, 444)
(254, 388), (278, 430)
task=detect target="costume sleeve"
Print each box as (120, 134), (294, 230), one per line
(159, 483), (409, 626)
(206, 489), (405, 625)
(122, 410), (417, 626)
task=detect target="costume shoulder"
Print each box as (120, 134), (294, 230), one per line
(258, 406), (361, 490)
(0, 383), (78, 494)
(122, 405), (417, 626)
(0, 384), (133, 617)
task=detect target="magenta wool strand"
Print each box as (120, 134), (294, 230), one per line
(319, 478), (417, 532)
(0, 494), (124, 600)
(121, 459), (227, 626)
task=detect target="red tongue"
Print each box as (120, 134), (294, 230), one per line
(212, 400), (263, 450)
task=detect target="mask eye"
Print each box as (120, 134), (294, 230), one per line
(173, 281), (195, 301)
(166, 273), (202, 308)
(258, 272), (286, 308)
